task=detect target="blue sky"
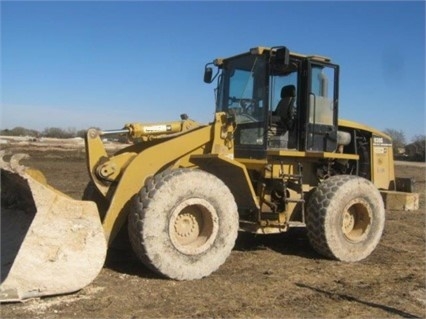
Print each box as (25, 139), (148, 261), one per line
(1, 1), (425, 140)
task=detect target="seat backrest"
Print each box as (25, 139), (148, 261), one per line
(275, 84), (296, 121)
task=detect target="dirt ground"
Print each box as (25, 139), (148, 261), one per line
(1, 145), (425, 319)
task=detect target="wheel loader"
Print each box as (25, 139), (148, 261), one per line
(1, 46), (419, 302)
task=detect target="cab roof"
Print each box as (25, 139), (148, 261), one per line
(213, 46), (332, 66)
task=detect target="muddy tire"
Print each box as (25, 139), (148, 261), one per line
(128, 168), (239, 280)
(306, 175), (385, 262)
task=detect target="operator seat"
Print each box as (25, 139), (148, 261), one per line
(274, 84), (296, 131)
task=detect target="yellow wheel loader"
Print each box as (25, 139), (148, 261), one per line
(1, 46), (419, 302)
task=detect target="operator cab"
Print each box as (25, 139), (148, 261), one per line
(204, 46), (340, 159)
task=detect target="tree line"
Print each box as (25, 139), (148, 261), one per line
(1, 126), (424, 161)
(384, 129), (425, 162)
(0, 126), (89, 139)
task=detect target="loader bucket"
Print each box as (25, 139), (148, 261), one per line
(0, 153), (107, 302)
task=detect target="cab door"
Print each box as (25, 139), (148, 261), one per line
(304, 62), (339, 152)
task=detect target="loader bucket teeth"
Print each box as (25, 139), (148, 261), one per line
(0, 153), (107, 302)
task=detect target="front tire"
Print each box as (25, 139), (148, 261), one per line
(306, 175), (385, 262)
(128, 168), (239, 280)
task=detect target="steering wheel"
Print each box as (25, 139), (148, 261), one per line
(239, 99), (256, 114)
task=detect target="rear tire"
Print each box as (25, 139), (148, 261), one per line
(128, 168), (239, 280)
(306, 175), (385, 262)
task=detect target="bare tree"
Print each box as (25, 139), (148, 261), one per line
(42, 127), (75, 138)
(384, 128), (406, 155)
(0, 127), (39, 137)
(405, 135), (426, 161)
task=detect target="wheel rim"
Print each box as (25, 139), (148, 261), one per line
(341, 198), (372, 242)
(169, 198), (219, 255)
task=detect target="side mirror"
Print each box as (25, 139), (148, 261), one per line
(204, 67), (213, 83)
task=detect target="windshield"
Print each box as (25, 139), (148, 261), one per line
(217, 54), (267, 125)
(216, 54), (268, 148)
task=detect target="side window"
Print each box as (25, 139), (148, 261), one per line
(270, 71), (298, 112)
(309, 65), (335, 126)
